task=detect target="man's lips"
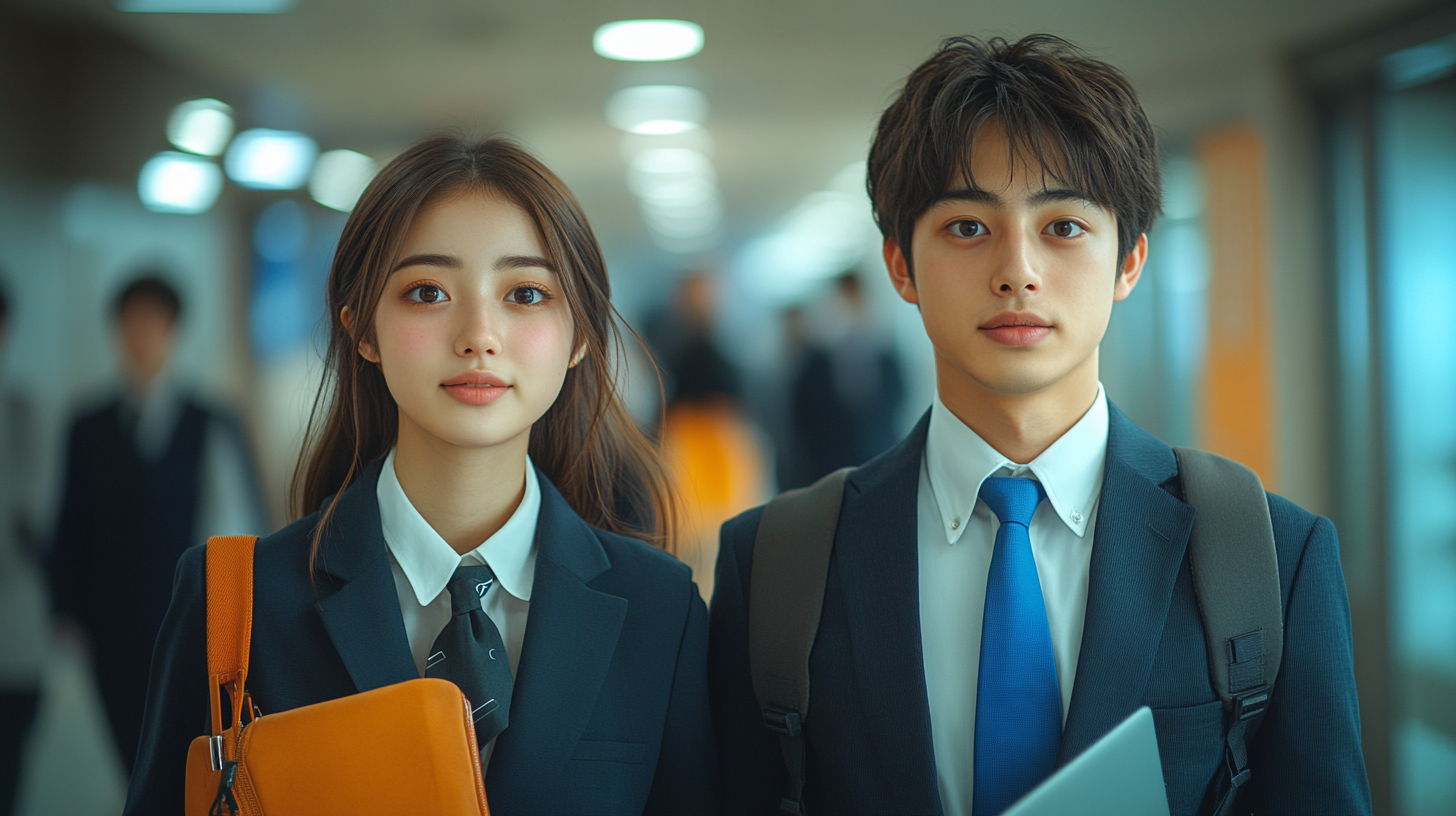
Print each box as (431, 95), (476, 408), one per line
(979, 312), (1052, 347)
(441, 371), (509, 405)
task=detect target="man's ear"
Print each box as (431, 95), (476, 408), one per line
(341, 306), (381, 364)
(884, 238), (919, 305)
(1113, 233), (1148, 302)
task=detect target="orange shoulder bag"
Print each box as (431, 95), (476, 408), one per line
(183, 535), (490, 816)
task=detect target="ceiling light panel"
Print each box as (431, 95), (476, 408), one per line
(594, 20), (703, 62)
(167, 98), (234, 156)
(138, 152), (223, 214)
(225, 129), (318, 190)
(309, 149), (378, 212)
(607, 85), (708, 134)
(117, 0), (296, 11)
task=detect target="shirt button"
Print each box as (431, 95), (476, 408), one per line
(950, 517), (961, 530)
(1071, 511), (1084, 524)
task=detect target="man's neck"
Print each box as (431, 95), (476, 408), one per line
(936, 353), (1101, 464)
(392, 419), (530, 557)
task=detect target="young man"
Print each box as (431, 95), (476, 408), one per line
(709, 35), (1370, 816)
(48, 274), (267, 775)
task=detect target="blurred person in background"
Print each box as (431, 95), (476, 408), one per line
(47, 272), (266, 777)
(0, 284), (46, 816)
(783, 271), (904, 489)
(651, 272), (769, 601)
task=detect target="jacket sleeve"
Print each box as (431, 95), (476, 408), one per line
(124, 544), (209, 816)
(47, 418), (93, 623)
(709, 507), (789, 815)
(644, 583), (718, 815)
(1245, 514), (1372, 814)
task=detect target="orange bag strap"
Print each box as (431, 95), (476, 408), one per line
(205, 536), (257, 746)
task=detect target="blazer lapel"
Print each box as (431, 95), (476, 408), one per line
(484, 474), (628, 812)
(834, 411), (943, 815)
(313, 458), (419, 694)
(1058, 405), (1195, 763)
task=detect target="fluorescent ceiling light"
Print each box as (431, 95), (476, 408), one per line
(607, 85), (707, 134)
(138, 152), (223, 214)
(594, 20), (703, 62)
(225, 129), (318, 190)
(167, 98), (234, 156)
(309, 149), (377, 212)
(117, 0), (296, 12)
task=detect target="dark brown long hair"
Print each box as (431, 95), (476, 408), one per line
(292, 135), (677, 564)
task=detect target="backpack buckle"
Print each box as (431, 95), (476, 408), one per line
(762, 708), (802, 738)
(1231, 684), (1271, 722)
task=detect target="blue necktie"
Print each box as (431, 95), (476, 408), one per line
(973, 477), (1061, 816)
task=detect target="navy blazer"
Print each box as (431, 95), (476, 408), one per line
(126, 459), (716, 816)
(709, 404), (1371, 816)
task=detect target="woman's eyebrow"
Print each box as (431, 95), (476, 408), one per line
(494, 254), (557, 273)
(393, 252), (461, 273)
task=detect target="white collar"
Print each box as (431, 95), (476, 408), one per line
(925, 383), (1109, 544)
(377, 447), (540, 607)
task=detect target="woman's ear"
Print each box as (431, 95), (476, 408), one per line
(342, 306), (381, 364)
(568, 341), (587, 369)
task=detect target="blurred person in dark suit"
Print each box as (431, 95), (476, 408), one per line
(785, 272), (904, 489)
(0, 284), (45, 816)
(47, 272), (266, 775)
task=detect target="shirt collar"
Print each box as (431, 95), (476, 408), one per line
(377, 447), (541, 607)
(925, 383), (1108, 544)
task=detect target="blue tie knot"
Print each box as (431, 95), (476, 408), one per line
(978, 476), (1046, 528)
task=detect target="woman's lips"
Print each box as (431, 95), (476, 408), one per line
(980, 325), (1053, 346)
(441, 379), (510, 405)
(442, 383), (509, 405)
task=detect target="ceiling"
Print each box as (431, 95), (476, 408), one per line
(17, 0), (1431, 276)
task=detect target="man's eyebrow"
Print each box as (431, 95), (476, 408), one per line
(935, 187), (1004, 208)
(494, 254), (557, 273)
(392, 252), (461, 273)
(1026, 187), (1098, 207)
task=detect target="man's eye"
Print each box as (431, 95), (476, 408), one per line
(950, 220), (986, 238)
(1049, 220), (1085, 238)
(406, 284), (448, 304)
(509, 286), (547, 306)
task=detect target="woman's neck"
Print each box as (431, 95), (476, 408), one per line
(391, 418), (530, 556)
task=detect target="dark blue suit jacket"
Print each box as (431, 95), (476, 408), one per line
(125, 459), (716, 816)
(709, 404), (1371, 816)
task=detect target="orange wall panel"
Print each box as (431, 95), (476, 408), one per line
(1197, 125), (1276, 488)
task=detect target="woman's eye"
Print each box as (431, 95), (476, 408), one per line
(949, 220), (986, 238)
(406, 284), (449, 304)
(509, 286), (547, 306)
(1049, 220), (1085, 238)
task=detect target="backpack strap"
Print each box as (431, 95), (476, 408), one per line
(749, 467), (852, 815)
(204, 535), (257, 815)
(1172, 448), (1282, 816)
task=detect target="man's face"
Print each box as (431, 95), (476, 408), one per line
(117, 299), (178, 389)
(885, 122), (1144, 404)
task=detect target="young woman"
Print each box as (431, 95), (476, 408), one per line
(125, 137), (715, 815)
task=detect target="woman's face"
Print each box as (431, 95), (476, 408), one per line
(361, 189), (577, 453)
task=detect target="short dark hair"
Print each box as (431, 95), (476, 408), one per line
(113, 274), (183, 322)
(867, 34), (1161, 274)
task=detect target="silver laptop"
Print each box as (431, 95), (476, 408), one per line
(1003, 706), (1170, 816)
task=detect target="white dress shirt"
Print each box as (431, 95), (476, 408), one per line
(376, 447), (540, 767)
(918, 384), (1109, 816)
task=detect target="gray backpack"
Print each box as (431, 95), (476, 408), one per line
(749, 448), (1280, 816)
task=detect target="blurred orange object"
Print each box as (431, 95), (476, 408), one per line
(662, 399), (769, 600)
